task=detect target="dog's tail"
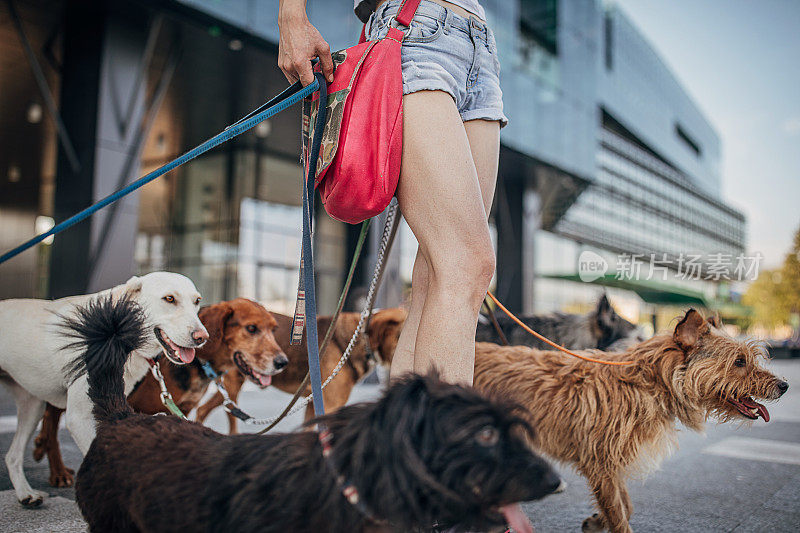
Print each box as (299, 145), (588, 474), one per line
(63, 295), (148, 425)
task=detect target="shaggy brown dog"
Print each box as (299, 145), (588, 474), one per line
(67, 296), (560, 533)
(33, 298), (287, 486)
(473, 309), (789, 533)
(195, 308), (406, 432)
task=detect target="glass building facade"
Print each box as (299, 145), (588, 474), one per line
(0, 0), (746, 327)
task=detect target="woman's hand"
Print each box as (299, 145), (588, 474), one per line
(278, 0), (334, 86)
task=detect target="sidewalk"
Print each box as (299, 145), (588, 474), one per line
(0, 491), (84, 533)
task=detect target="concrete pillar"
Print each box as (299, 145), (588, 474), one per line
(495, 176), (525, 313)
(50, 1), (149, 297)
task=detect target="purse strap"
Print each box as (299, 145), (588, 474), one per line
(360, 0), (421, 44)
(395, 0), (422, 27)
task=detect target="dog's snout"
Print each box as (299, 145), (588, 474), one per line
(542, 468), (562, 495)
(777, 380), (789, 396)
(273, 353), (289, 370)
(192, 329), (209, 346)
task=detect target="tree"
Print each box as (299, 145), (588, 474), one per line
(743, 225), (800, 332)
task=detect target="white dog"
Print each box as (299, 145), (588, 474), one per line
(0, 272), (208, 506)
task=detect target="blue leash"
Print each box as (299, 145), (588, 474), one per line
(300, 73), (329, 416)
(0, 75), (330, 418)
(0, 79), (319, 266)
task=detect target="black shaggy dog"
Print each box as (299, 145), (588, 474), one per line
(66, 296), (560, 533)
(477, 294), (645, 351)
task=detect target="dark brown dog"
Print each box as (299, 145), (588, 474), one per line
(67, 296), (560, 533)
(195, 308), (407, 433)
(473, 309), (789, 533)
(33, 298), (287, 486)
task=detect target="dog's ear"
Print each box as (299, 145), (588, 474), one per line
(367, 309), (406, 356)
(595, 294), (615, 329)
(111, 276), (143, 301)
(707, 313), (723, 329)
(673, 309), (708, 351)
(198, 302), (234, 355)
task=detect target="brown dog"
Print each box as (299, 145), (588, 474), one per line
(195, 308), (407, 433)
(33, 298), (287, 487)
(473, 309), (789, 533)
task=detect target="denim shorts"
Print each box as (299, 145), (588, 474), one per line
(366, 0), (508, 126)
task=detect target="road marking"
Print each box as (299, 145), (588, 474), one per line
(0, 414), (67, 434)
(703, 437), (800, 466)
(0, 415), (17, 434)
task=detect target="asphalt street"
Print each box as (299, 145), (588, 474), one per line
(1, 359), (798, 532)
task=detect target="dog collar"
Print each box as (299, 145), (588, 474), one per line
(200, 360), (225, 380)
(317, 424), (386, 525)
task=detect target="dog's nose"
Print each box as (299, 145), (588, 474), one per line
(273, 353), (289, 370)
(541, 468), (562, 495)
(192, 329), (209, 346)
(777, 380), (789, 395)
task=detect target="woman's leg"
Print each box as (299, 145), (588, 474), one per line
(390, 117), (500, 381)
(392, 90), (498, 385)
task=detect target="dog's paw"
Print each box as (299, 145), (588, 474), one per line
(49, 467), (75, 487)
(19, 490), (47, 508)
(581, 513), (605, 533)
(32, 437), (47, 462)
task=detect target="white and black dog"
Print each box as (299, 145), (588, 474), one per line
(0, 272), (207, 506)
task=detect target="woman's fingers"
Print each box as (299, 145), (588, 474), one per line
(277, 10), (333, 86)
(316, 42), (335, 83)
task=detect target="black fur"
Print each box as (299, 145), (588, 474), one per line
(68, 297), (559, 533)
(169, 359), (196, 392)
(63, 295), (147, 424)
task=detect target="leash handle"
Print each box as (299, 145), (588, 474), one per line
(486, 292), (635, 366)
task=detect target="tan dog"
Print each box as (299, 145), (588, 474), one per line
(473, 309), (789, 533)
(195, 308), (406, 433)
(33, 298), (287, 487)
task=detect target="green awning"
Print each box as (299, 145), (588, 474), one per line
(540, 273), (709, 307)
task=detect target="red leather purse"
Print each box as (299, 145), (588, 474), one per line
(302, 0), (421, 224)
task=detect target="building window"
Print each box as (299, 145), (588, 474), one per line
(675, 124), (702, 157)
(519, 0), (558, 57)
(604, 12), (613, 70)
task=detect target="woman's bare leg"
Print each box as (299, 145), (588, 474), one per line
(391, 117), (500, 381)
(392, 91), (499, 385)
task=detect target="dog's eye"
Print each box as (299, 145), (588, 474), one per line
(194, 297), (201, 306)
(734, 358), (746, 367)
(246, 325), (258, 334)
(475, 426), (499, 447)
(163, 295), (175, 304)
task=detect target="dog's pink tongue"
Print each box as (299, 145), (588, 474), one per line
(742, 397), (770, 422)
(257, 374), (272, 387)
(501, 503), (534, 533)
(177, 347), (195, 363)
(757, 404), (770, 422)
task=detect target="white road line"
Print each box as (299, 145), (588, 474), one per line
(0, 414), (67, 435)
(703, 437), (800, 466)
(0, 415), (17, 434)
